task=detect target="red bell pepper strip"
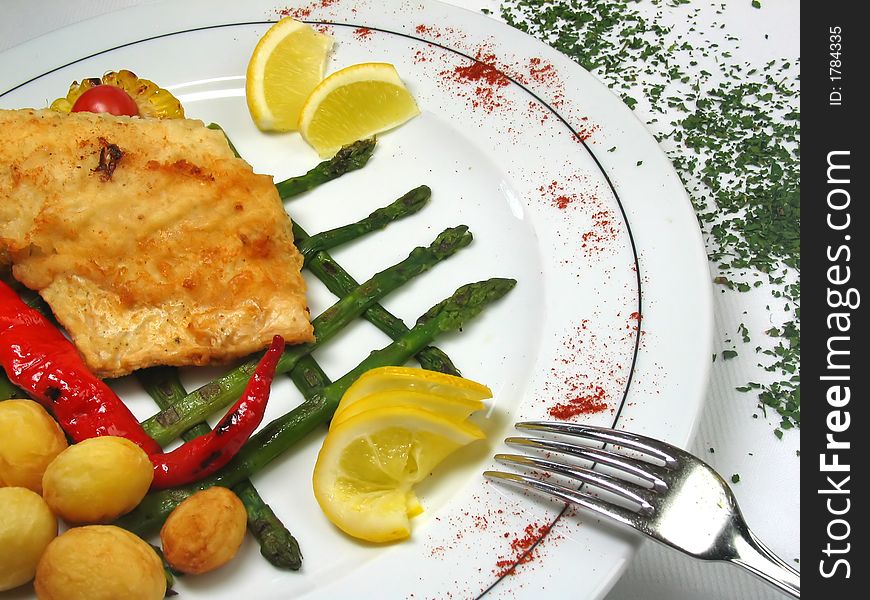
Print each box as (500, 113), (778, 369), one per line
(0, 281), (283, 488)
(150, 335), (284, 489)
(0, 281), (162, 454)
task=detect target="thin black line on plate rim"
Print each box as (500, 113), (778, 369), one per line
(0, 19), (644, 597)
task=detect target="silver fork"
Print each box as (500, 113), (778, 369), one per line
(484, 421), (800, 598)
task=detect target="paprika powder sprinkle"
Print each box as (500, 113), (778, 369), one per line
(275, 0), (340, 20)
(415, 24), (442, 38)
(501, 0), (800, 435)
(580, 208), (618, 256)
(353, 27), (374, 41)
(276, 6), (311, 19)
(453, 57), (510, 88)
(493, 522), (552, 577)
(538, 316), (632, 421)
(547, 384), (608, 420)
(435, 47), (513, 114)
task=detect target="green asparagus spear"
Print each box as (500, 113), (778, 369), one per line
(275, 139), (376, 199)
(288, 355), (333, 396)
(296, 223), (462, 376)
(133, 126), (378, 567)
(140, 226), (473, 445)
(208, 127), (460, 373)
(295, 185), (431, 262)
(207, 124), (375, 200)
(117, 277), (516, 535)
(210, 126), (453, 373)
(233, 483), (302, 569)
(136, 367), (303, 570)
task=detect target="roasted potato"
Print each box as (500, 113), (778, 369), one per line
(42, 436), (153, 523)
(0, 399), (68, 493)
(34, 525), (165, 600)
(160, 486), (247, 574)
(0, 487), (58, 591)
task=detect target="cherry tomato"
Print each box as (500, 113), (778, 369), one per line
(71, 85), (139, 116)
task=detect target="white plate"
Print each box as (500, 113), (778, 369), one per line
(0, 1), (713, 598)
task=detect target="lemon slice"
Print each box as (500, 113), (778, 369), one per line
(298, 62), (421, 157)
(338, 366), (492, 406)
(330, 389), (485, 430)
(313, 406), (485, 542)
(246, 17), (334, 132)
(331, 366), (491, 429)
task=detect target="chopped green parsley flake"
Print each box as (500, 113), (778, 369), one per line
(500, 0), (799, 436)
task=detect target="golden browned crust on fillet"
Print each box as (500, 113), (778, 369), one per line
(0, 108), (313, 378)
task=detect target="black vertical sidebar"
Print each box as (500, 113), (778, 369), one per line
(802, 4), (865, 598)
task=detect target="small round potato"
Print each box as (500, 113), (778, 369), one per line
(161, 486), (247, 574)
(34, 525), (165, 600)
(0, 487), (58, 591)
(0, 399), (68, 493)
(42, 436), (153, 523)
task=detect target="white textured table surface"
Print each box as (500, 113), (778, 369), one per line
(0, 1), (800, 599)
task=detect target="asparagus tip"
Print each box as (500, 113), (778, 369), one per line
(402, 185), (432, 209)
(330, 138), (377, 175)
(259, 532), (303, 570)
(417, 277), (516, 328)
(429, 225), (473, 258)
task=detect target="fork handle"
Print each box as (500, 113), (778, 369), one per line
(731, 527), (800, 598)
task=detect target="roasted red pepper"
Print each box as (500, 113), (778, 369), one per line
(0, 281), (162, 454)
(150, 335), (284, 488)
(0, 281), (282, 489)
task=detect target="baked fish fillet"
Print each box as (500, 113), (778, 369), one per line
(0, 108), (313, 378)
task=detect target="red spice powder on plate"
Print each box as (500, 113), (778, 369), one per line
(580, 208), (618, 256)
(574, 116), (600, 142)
(276, 6), (311, 18)
(493, 522), (553, 577)
(353, 26), (374, 40)
(415, 24), (443, 38)
(547, 383), (608, 420)
(538, 180), (578, 210)
(527, 57), (555, 84)
(435, 46), (513, 113)
(553, 195), (573, 209)
(275, 0), (341, 19)
(453, 55), (510, 87)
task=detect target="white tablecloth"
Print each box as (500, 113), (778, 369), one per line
(0, 1), (800, 598)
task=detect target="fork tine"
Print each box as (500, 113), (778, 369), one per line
(505, 436), (669, 492)
(516, 422), (679, 468)
(495, 453), (656, 514)
(484, 470), (640, 527)
(492, 425), (801, 599)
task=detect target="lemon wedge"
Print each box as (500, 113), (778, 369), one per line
(246, 17), (334, 132)
(337, 366), (492, 406)
(331, 367), (492, 430)
(312, 406), (484, 542)
(330, 389), (485, 430)
(298, 62), (421, 157)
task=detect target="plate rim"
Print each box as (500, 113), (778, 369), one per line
(0, 1), (714, 598)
